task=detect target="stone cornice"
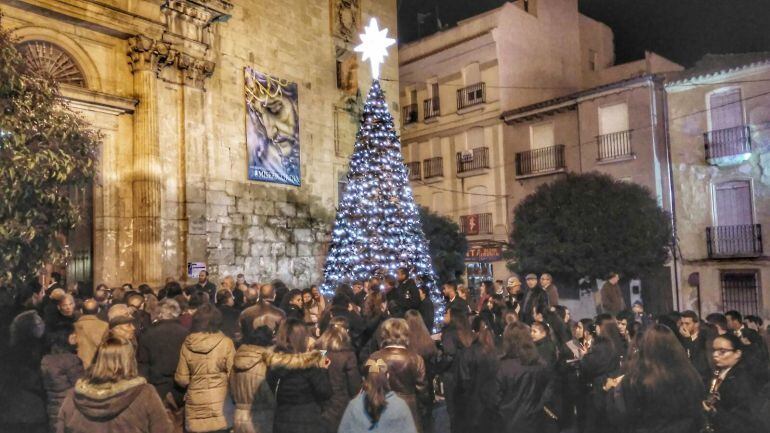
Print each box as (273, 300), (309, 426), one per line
(60, 83), (138, 115)
(0, 0), (166, 40)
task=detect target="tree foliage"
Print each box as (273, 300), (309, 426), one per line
(419, 206), (468, 284)
(507, 172), (671, 283)
(0, 20), (100, 286)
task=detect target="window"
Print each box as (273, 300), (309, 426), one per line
(599, 103), (629, 135)
(337, 171), (348, 206)
(720, 271), (760, 316)
(410, 89), (417, 105)
(530, 122), (555, 149)
(18, 41), (86, 87)
(430, 82), (439, 99)
(714, 180), (753, 227)
(709, 88), (744, 131)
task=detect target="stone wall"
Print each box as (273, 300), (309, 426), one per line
(202, 180), (332, 288)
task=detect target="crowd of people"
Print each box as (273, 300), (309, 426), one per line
(1, 268), (769, 433)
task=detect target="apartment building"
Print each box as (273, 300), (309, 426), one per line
(665, 53), (770, 318)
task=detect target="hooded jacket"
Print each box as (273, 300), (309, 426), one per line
(56, 377), (172, 433)
(230, 346), (325, 433)
(175, 331), (235, 433)
(41, 351), (84, 426)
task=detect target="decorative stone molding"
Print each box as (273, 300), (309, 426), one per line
(330, 0), (360, 43)
(127, 35), (176, 75)
(177, 53), (216, 89)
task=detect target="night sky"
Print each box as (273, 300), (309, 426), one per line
(397, 0), (770, 67)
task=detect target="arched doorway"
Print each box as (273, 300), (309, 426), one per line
(18, 40), (94, 287)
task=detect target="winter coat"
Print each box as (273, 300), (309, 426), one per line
(338, 391), (418, 433)
(542, 284), (560, 308)
(320, 349), (361, 433)
(680, 333), (712, 386)
(606, 378), (704, 433)
(218, 305), (242, 342)
(386, 279), (420, 318)
(579, 337), (621, 433)
(455, 340), (499, 433)
(230, 346), (324, 433)
(600, 282), (625, 315)
(711, 361), (764, 433)
(521, 287), (549, 324)
(266, 352), (332, 433)
(368, 346), (428, 433)
(418, 297), (435, 332)
(319, 307), (365, 349)
(239, 303), (286, 336)
(138, 319), (189, 401)
(439, 323), (470, 430)
(484, 357), (552, 433)
(56, 377), (172, 433)
(73, 314), (108, 369)
(41, 351), (84, 428)
(175, 331), (235, 433)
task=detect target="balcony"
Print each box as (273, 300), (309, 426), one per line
(457, 82), (485, 112)
(424, 97), (440, 122)
(707, 224), (763, 258)
(423, 156), (444, 181)
(406, 161), (421, 181)
(704, 125), (752, 164)
(460, 213), (493, 236)
(402, 103), (418, 125)
(515, 144), (566, 178)
(597, 129), (634, 162)
(456, 147), (490, 177)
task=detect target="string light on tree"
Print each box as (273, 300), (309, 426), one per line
(322, 17), (444, 329)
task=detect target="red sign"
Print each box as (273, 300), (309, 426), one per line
(465, 245), (503, 262)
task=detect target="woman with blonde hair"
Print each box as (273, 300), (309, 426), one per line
(368, 318), (428, 432)
(56, 334), (172, 433)
(338, 359), (417, 433)
(315, 317), (361, 433)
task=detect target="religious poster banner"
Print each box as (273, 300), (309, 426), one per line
(245, 67), (301, 186)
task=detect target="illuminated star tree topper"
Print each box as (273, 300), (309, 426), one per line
(322, 17), (444, 330)
(354, 17), (396, 80)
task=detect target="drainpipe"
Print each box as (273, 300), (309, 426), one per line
(659, 81), (682, 311)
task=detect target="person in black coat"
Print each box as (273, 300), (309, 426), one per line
(416, 285), (435, 332)
(40, 323), (84, 430)
(187, 270), (217, 303)
(319, 294), (364, 349)
(439, 306), (474, 433)
(521, 274), (548, 325)
(606, 324), (705, 433)
(137, 299), (189, 404)
(215, 290), (241, 342)
(483, 322), (553, 433)
(455, 317), (500, 433)
(679, 310), (712, 386)
(705, 333), (765, 433)
(386, 268), (420, 318)
(442, 282), (469, 316)
(315, 318), (361, 433)
(267, 318), (332, 433)
(579, 321), (623, 433)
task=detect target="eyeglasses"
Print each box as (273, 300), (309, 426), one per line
(713, 348), (735, 357)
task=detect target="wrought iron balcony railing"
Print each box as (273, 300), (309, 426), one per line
(706, 224), (763, 258)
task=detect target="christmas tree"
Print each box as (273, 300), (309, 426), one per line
(321, 19), (443, 324)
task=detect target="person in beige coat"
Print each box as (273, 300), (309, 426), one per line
(73, 299), (109, 368)
(230, 321), (326, 433)
(175, 304), (236, 433)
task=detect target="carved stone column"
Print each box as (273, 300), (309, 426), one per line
(127, 35), (175, 285)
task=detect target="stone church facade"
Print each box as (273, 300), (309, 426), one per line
(1, 0), (399, 287)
